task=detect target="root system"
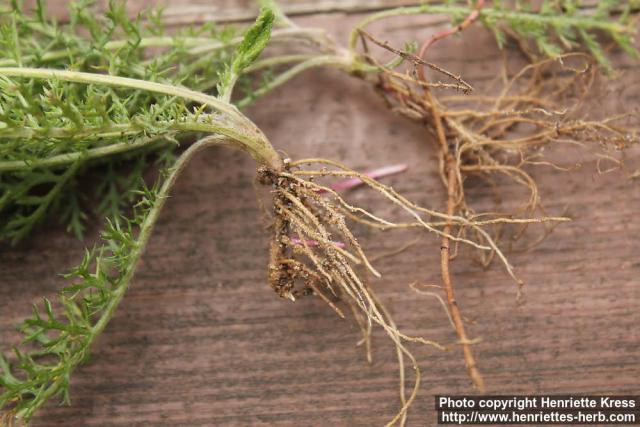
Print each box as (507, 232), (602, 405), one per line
(257, 158), (567, 424)
(354, 8), (638, 391)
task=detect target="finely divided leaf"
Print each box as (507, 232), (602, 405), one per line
(217, 7), (275, 99)
(232, 8), (275, 72)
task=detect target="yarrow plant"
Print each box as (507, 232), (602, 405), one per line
(1, 0), (636, 244)
(0, 2), (558, 424)
(0, 0), (638, 425)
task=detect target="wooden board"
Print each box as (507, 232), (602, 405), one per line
(29, 0), (424, 23)
(1, 2), (639, 426)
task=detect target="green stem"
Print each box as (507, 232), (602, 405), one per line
(0, 133), (168, 172)
(0, 67), (283, 171)
(348, 4), (630, 50)
(0, 28), (329, 67)
(237, 54), (356, 109)
(0, 67), (239, 117)
(188, 53), (323, 97)
(0, 118), (269, 172)
(14, 136), (226, 421)
(89, 136), (220, 339)
(244, 54), (319, 73)
(0, 123), (141, 141)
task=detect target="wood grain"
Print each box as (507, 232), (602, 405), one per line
(1, 3), (639, 426)
(30, 0), (423, 23)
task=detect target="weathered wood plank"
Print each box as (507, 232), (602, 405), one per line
(28, 0), (609, 23)
(28, 0), (423, 23)
(1, 3), (639, 427)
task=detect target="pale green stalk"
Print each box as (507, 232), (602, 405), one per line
(237, 54), (356, 109)
(0, 67), (284, 171)
(348, 4), (632, 49)
(0, 28), (329, 67)
(13, 135), (226, 421)
(90, 137), (223, 346)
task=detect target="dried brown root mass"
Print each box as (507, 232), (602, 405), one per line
(355, 26), (638, 393)
(257, 159), (568, 424)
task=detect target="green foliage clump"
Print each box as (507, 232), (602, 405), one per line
(478, 0), (639, 71)
(0, 183), (157, 422)
(0, 6), (276, 423)
(0, 0), (242, 243)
